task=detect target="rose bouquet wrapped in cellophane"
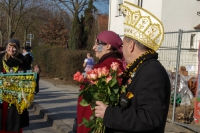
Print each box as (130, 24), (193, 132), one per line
(73, 62), (124, 133)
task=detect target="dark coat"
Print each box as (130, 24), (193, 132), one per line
(103, 59), (171, 133)
(0, 52), (30, 132)
(23, 52), (33, 70)
(0, 52), (30, 72)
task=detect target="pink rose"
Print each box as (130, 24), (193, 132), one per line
(117, 68), (123, 76)
(87, 70), (98, 80)
(73, 71), (84, 82)
(90, 80), (97, 85)
(111, 62), (120, 71)
(78, 74), (84, 82)
(101, 67), (109, 77)
(106, 75), (112, 83)
(97, 68), (103, 78)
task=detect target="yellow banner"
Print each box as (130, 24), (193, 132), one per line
(0, 72), (37, 114)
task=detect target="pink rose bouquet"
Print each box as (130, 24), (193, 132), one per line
(73, 62), (124, 133)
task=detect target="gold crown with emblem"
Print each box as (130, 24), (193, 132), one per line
(120, 1), (164, 51)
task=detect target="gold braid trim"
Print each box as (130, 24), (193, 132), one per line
(2, 60), (19, 72)
(124, 50), (155, 77)
(0, 74), (36, 114)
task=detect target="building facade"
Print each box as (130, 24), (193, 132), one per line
(108, 0), (200, 76)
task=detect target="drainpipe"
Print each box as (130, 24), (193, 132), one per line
(108, 0), (112, 30)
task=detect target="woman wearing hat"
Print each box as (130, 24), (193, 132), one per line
(94, 1), (170, 133)
(76, 30), (125, 133)
(0, 39), (30, 133)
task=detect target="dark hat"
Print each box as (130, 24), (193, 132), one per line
(22, 46), (31, 51)
(9, 39), (20, 49)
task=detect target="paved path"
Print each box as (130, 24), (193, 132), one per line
(23, 107), (60, 133)
(28, 79), (198, 133)
(30, 79), (78, 133)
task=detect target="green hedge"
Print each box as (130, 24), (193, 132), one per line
(32, 45), (93, 83)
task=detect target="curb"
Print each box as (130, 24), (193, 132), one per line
(30, 102), (74, 133)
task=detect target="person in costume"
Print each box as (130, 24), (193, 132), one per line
(0, 39), (30, 133)
(21, 46), (34, 70)
(76, 30), (125, 133)
(94, 1), (171, 133)
(33, 64), (40, 94)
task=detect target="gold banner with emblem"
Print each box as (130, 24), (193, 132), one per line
(0, 72), (37, 114)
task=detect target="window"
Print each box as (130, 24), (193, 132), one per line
(190, 34), (196, 49)
(116, 0), (123, 17)
(138, 0), (143, 7)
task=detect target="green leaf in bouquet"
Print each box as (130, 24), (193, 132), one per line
(90, 85), (99, 92)
(88, 128), (95, 133)
(103, 101), (109, 104)
(93, 93), (99, 99)
(79, 117), (89, 126)
(107, 86), (111, 95)
(94, 93), (105, 100)
(83, 92), (93, 102)
(96, 117), (103, 123)
(85, 120), (95, 128)
(110, 78), (117, 87)
(90, 115), (95, 120)
(110, 71), (117, 78)
(97, 78), (105, 86)
(110, 95), (117, 102)
(113, 88), (119, 94)
(78, 89), (85, 96)
(91, 100), (96, 109)
(79, 98), (90, 106)
(121, 85), (126, 93)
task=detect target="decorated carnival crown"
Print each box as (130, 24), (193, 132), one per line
(120, 1), (164, 51)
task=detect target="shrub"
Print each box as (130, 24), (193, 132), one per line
(32, 45), (93, 83)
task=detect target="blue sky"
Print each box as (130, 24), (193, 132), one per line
(94, 1), (109, 14)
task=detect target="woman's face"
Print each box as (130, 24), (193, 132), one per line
(6, 44), (17, 56)
(92, 39), (109, 59)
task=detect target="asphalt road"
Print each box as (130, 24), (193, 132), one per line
(23, 107), (60, 133)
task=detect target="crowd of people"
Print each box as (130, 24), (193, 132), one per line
(0, 1), (171, 133)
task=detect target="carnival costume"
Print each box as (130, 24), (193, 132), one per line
(0, 51), (30, 133)
(104, 50), (170, 133)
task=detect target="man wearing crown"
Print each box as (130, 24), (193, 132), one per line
(94, 1), (171, 133)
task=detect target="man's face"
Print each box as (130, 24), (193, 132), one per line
(23, 49), (26, 53)
(122, 38), (130, 63)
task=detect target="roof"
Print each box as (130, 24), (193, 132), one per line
(194, 24), (200, 29)
(97, 14), (108, 32)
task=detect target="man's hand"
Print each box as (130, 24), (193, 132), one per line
(95, 101), (108, 118)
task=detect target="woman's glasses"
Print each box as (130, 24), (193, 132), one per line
(95, 39), (107, 45)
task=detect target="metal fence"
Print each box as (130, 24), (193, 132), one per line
(158, 29), (200, 132)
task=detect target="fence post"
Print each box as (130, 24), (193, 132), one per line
(172, 29), (183, 123)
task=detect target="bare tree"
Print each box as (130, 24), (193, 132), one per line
(0, 6), (7, 46)
(18, 0), (51, 46)
(53, 0), (108, 18)
(0, 0), (51, 40)
(39, 17), (68, 46)
(0, 0), (27, 40)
